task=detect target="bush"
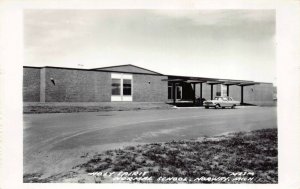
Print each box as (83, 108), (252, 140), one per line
(94, 163), (110, 172)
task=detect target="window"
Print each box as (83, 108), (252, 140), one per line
(111, 79), (121, 95)
(123, 79), (132, 96)
(111, 73), (133, 101)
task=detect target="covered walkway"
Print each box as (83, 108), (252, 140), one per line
(163, 76), (260, 106)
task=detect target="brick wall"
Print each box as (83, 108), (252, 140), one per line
(227, 84), (274, 105)
(133, 74), (168, 102)
(44, 68), (111, 102)
(228, 85), (241, 102)
(244, 83), (274, 105)
(23, 67), (41, 102)
(194, 83), (274, 105)
(35, 67), (168, 102)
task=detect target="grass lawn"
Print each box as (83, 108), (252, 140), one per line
(24, 128), (277, 183)
(23, 102), (173, 113)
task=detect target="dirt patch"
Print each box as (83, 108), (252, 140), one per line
(24, 128), (277, 183)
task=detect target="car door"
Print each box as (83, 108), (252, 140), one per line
(222, 97), (230, 107)
(227, 97), (234, 106)
(218, 97), (225, 106)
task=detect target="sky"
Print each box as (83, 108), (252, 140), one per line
(24, 9), (276, 83)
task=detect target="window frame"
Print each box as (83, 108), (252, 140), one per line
(111, 78), (121, 96)
(111, 73), (133, 101)
(122, 79), (132, 96)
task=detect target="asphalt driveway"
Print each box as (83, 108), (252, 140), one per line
(23, 106), (277, 177)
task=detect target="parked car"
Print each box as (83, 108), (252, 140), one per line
(203, 96), (240, 109)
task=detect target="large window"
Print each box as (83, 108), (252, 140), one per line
(111, 73), (133, 101)
(111, 79), (121, 95)
(123, 79), (132, 96)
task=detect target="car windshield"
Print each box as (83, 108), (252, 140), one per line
(214, 97), (222, 100)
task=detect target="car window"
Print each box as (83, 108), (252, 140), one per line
(223, 97), (228, 101)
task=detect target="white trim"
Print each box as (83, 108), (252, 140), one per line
(122, 96), (132, 101)
(111, 73), (122, 79)
(111, 73), (133, 102)
(111, 96), (122, 101)
(123, 74), (132, 79)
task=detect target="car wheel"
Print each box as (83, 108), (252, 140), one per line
(205, 106), (209, 109)
(231, 104), (236, 109)
(215, 104), (221, 109)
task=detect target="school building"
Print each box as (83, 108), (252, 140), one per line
(23, 64), (275, 106)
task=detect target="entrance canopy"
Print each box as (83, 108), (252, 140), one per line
(164, 75), (260, 105)
(238, 82), (261, 86)
(163, 75), (258, 86)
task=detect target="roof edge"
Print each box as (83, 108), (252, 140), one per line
(23, 65), (164, 76)
(91, 64), (163, 75)
(23, 66), (274, 84)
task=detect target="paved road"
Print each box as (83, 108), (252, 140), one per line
(23, 107), (277, 176)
